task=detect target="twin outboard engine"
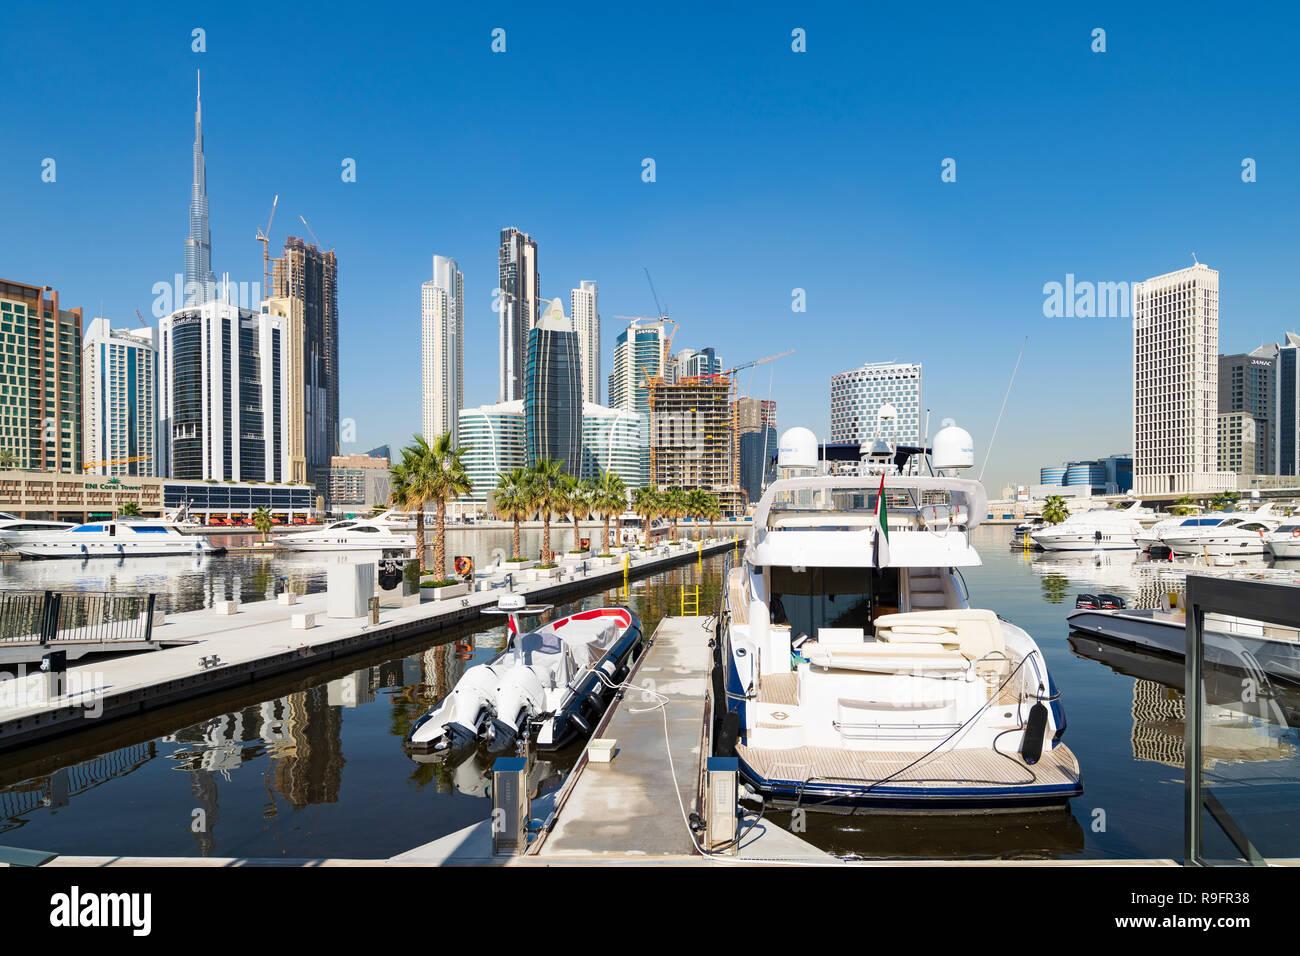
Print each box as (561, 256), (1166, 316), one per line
(1076, 593), (1126, 610)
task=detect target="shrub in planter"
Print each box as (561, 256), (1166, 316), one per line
(535, 563), (559, 570)
(421, 577), (459, 588)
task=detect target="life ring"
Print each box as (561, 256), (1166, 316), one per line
(1291, 529), (1300, 539)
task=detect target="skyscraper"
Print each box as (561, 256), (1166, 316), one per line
(498, 227), (539, 402)
(523, 298), (582, 474)
(0, 280), (82, 473)
(1218, 343), (1276, 475)
(458, 400), (526, 502)
(571, 280), (600, 404)
(1276, 332), (1300, 474)
(830, 361), (923, 447)
(273, 236), (339, 481)
(422, 255), (464, 444)
(1133, 263), (1235, 495)
(735, 397), (777, 502)
(607, 319), (668, 418)
(83, 319), (158, 477)
(184, 71), (217, 305)
(158, 299), (292, 482)
(582, 403), (647, 487)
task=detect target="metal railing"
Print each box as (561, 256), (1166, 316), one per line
(0, 590), (156, 647)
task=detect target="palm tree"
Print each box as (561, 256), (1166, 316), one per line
(527, 458), (568, 564)
(423, 432), (473, 579)
(1041, 494), (1070, 525)
(1171, 494), (1197, 517)
(388, 455), (422, 568)
(593, 471), (628, 553)
(561, 476), (597, 551)
(493, 467), (532, 560)
(662, 487), (689, 541)
(702, 494), (722, 537)
(252, 506), (273, 543)
(631, 486), (661, 547)
(0, 448), (17, 470)
(686, 489), (711, 536)
(117, 501), (142, 519)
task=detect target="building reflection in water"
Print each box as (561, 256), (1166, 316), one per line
(0, 742), (156, 838)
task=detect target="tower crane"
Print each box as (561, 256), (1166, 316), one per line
(255, 195), (279, 297)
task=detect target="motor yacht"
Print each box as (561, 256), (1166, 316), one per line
(275, 518), (416, 552)
(1134, 514), (1198, 553)
(9, 520), (222, 559)
(1028, 506), (1144, 552)
(1161, 509), (1277, 557)
(717, 417), (1081, 812)
(1266, 522), (1300, 560)
(0, 518), (75, 546)
(406, 596), (643, 758)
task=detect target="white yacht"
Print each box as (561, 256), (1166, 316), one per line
(1135, 513), (1199, 552)
(718, 418), (1081, 812)
(275, 518), (415, 552)
(1265, 522), (1300, 560)
(0, 518), (75, 546)
(10, 520), (222, 559)
(1162, 509), (1277, 556)
(1028, 507), (1144, 552)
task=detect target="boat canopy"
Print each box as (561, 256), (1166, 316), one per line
(752, 476), (989, 533)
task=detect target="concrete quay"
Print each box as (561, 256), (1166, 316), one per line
(0, 538), (738, 753)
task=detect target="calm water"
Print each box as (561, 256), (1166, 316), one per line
(1, 525), (1296, 860)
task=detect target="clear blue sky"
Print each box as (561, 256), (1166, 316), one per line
(2, 1), (1297, 492)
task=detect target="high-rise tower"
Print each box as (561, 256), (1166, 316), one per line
(422, 254), (465, 445)
(498, 228), (539, 402)
(184, 71), (217, 305)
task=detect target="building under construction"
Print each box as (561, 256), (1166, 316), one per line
(647, 377), (744, 515)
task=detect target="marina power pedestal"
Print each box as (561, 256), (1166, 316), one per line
(41, 649), (67, 702)
(326, 561), (376, 618)
(492, 757), (530, 856)
(705, 756), (739, 854)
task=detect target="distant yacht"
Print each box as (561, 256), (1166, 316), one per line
(1029, 508), (1144, 551)
(1265, 521), (1300, 560)
(10, 520), (222, 559)
(275, 518), (415, 552)
(1163, 512), (1279, 557)
(0, 518), (76, 547)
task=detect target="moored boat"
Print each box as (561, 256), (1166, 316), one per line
(406, 595), (644, 759)
(10, 520), (222, 559)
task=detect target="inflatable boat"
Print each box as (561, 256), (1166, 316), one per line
(405, 595), (643, 758)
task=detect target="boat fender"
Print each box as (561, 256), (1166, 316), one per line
(569, 711), (591, 737)
(1020, 702), (1048, 765)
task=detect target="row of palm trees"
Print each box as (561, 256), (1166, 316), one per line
(386, 433), (729, 579)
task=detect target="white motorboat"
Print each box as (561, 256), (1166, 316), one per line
(1162, 509), (1277, 557)
(0, 518), (75, 546)
(717, 417), (1081, 812)
(275, 518), (415, 552)
(1029, 507), (1144, 551)
(10, 520), (222, 559)
(1266, 522), (1300, 560)
(406, 595), (643, 758)
(1134, 514), (1198, 552)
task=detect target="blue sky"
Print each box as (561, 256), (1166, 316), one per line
(2, 1), (1297, 492)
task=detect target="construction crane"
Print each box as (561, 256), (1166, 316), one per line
(298, 214), (333, 253)
(135, 309), (147, 327)
(255, 195), (279, 297)
(697, 349), (795, 386)
(82, 454), (151, 472)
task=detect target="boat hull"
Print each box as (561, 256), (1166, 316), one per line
(1163, 535), (1269, 556)
(1030, 532), (1137, 551)
(13, 540), (220, 559)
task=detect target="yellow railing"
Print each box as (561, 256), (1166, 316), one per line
(680, 583), (700, 616)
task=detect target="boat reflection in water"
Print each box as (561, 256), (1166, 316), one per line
(1067, 633), (1300, 769)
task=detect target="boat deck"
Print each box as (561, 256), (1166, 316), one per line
(737, 741), (1081, 794)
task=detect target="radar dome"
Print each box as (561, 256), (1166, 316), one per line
(932, 418), (974, 471)
(776, 427), (818, 469)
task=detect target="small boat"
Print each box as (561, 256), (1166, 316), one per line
(406, 595), (644, 759)
(275, 518), (415, 552)
(10, 520), (222, 559)
(1029, 506), (1144, 552)
(1162, 510), (1277, 557)
(1265, 522), (1300, 560)
(1068, 602), (1300, 686)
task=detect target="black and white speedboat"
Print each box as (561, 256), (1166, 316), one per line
(405, 595), (643, 759)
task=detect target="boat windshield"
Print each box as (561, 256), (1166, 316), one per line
(765, 486), (954, 529)
(767, 565), (901, 639)
(1277, 524), (1300, 534)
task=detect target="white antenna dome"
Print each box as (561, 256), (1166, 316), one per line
(776, 427), (818, 469)
(932, 418), (974, 471)
(877, 403), (897, 422)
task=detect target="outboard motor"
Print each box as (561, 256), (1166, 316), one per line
(1097, 593), (1126, 610)
(1075, 593), (1098, 609)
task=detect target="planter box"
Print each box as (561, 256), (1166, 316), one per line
(213, 600), (239, 615)
(421, 581), (470, 601)
(291, 612), (316, 630)
(529, 566), (561, 581)
(502, 559), (536, 571)
(589, 556), (614, 567)
(587, 738), (616, 763)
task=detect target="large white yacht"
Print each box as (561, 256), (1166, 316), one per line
(0, 518), (75, 546)
(1265, 522), (1300, 560)
(10, 520), (222, 559)
(1028, 505), (1144, 552)
(1161, 508), (1277, 556)
(275, 518), (415, 552)
(717, 417), (1081, 813)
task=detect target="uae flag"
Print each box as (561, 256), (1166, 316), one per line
(875, 472), (889, 545)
